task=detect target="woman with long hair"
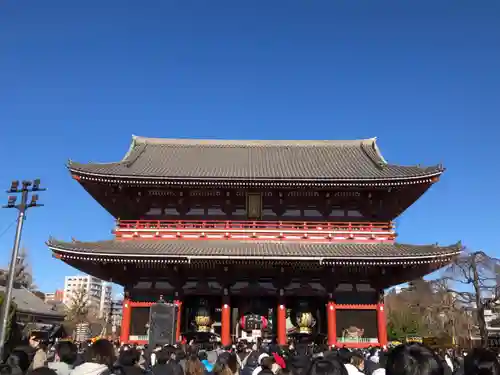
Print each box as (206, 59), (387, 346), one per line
(185, 355), (205, 375)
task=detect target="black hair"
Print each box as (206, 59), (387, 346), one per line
(85, 339), (116, 368)
(156, 349), (170, 365)
(307, 357), (348, 375)
(336, 348), (351, 365)
(386, 343), (444, 375)
(55, 341), (78, 365)
(118, 348), (140, 367)
(464, 348), (500, 375)
(26, 368), (57, 375)
(198, 351), (208, 361)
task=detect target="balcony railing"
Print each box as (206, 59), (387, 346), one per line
(114, 220), (395, 242)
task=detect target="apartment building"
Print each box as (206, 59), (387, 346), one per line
(63, 275), (112, 318)
(44, 289), (64, 303)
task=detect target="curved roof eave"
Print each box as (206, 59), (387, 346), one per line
(47, 239), (462, 262)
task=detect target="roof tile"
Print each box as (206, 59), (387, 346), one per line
(47, 238), (460, 261)
(68, 136), (443, 181)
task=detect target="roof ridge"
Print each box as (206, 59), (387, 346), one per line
(131, 135), (378, 147)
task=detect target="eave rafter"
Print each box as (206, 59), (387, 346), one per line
(51, 249), (459, 267)
(71, 172), (441, 189)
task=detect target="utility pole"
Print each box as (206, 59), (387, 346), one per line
(0, 180), (44, 359)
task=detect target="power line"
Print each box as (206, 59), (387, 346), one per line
(0, 219), (16, 240)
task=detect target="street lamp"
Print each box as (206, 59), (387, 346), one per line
(0, 179), (45, 359)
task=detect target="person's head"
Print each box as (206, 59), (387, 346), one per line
(118, 347), (140, 367)
(261, 356), (275, 370)
(85, 339), (116, 368)
(307, 358), (348, 375)
(237, 341), (246, 353)
(350, 354), (364, 372)
(55, 341), (78, 365)
(212, 363), (232, 375)
(156, 349), (170, 365)
(464, 348), (500, 375)
(26, 368), (57, 375)
(336, 348), (351, 365)
(7, 350), (30, 374)
(198, 351), (208, 361)
(386, 343), (444, 375)
(186, 355), (205, 375)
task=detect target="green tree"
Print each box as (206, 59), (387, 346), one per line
(65, 286), (90, 323)
(0, 292), (17, 345)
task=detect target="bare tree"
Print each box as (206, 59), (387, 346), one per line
(386, 278), (471, 341)
(0, 247), (37, 290)
(438, 249), (500, 347)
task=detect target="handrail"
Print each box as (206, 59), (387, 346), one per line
(116, 219), (394, 232)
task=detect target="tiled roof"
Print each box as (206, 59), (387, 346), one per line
(47, 238), (461, 263)
(68, 136), (443, 182)
(0, 285), (65, 317)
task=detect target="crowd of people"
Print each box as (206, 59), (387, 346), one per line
(2, 336), (499, 375)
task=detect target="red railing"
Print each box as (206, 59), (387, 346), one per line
(117, 220), (393, 232)
(114, 220), (395, 242)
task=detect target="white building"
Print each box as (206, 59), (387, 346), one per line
(63, 275), (112, 318)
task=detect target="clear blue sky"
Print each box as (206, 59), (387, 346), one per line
(0, 1), (499, 293)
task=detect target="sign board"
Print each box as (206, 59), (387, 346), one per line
(252, 329), (262, 337)
(488, 336), (500, 348)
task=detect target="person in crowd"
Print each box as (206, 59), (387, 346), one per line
(239, 343), (260, 375)
(6, 349), (31, 375)
(150, 345), (162, 367)
(198, 351), (214, 373)
(344, 353), (364, 375)
(307, 357), (348, 375)
(151, 349), (174, 375)
(213, 362), (236, 375)
(252, 354), (280, 375)
(70, 339), (116, 375)
(161, 346), (183, 375)
(372, 352), (387, 375)
(27, 368), (58, 375)
(385, 343), (444, 375)
(175, 347), (187, 373)
(185, 355), (206, 375)
(226, 352), (239, 375)
(116, 348), (144, 375)
(364, 351), (381, 375)
(463, 348), (500, 375)
(49, 341), (78, 375)
(28, 336), (48, 371)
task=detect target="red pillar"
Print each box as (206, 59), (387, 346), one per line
(174, 300), (183, 343)
(120, 298), (131, 344)
(327, 301), (337, 347)
(377, 302), (388, 347)
(221, 299), (231, 347)
(277, 302), (287, 346)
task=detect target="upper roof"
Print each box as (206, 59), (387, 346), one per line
(68, 136), (444, 185)
(47, 238), (461, 265)
(0, 285), (64, 318)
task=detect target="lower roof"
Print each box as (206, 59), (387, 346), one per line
(47, 238), (461, 265)
(0, 285), (64, 318)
